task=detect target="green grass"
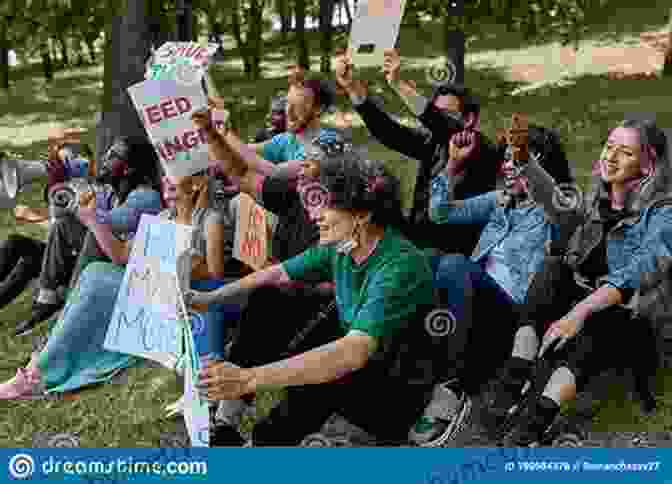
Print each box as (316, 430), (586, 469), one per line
(0, 2), (671, 445)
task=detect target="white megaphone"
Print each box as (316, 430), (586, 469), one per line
(0, 158), (48, 210)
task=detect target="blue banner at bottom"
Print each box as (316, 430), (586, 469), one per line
(1, 448), (668, 483)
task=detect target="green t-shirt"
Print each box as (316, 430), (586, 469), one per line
(282, 227), (434, 343)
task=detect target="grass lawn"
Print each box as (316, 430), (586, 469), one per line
(0, 1), (671, 446)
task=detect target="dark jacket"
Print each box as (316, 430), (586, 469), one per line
(353, 97), (502, 254)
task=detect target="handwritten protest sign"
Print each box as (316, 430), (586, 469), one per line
(349, 0), (408, 67)
(233, 193), (269, 270)
(104, 214), (193, 368)
(181, 314), (210, 448)
(128, 79), (217, 177)
(146, 42), (219, 86)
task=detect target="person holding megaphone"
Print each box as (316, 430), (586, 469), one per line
(0, 138), (96, 336)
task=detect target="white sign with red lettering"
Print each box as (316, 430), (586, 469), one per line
(128, 79), (212, 177)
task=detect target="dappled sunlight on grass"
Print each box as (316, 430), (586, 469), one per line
(0, 3), (670, 445)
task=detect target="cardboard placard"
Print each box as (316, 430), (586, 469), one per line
(128, 79), (210, 177)
(104, 214), (193, 368)
(349, 0), (408, 67)
(233, 193), (269, 271)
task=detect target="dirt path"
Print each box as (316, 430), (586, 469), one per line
(468, 29), (669, 92)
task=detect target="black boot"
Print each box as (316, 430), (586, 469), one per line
(0, 256), (43, 310)
(483, 357), (533, 432)
(500, 395), (560, 447)
(15, 301), (63, 337)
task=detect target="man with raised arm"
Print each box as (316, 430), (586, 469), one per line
(335, 48), (502, 255)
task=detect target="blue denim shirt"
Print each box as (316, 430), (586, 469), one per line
(430, 173), (559, 304)
(96, 186), (163, 240)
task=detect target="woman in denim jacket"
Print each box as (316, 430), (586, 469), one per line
(409, 124), (575, 447)
(488, 119), (672, 446)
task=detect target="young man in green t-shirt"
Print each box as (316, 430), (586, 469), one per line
(188, 153), (435, 446)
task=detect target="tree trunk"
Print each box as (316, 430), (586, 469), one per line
(98, 0), (154, 174)
(444, 17), (465, 85)
(0, 21), (9, 90)
(277, 0), (291, 41)
(41, 41), (54, 82)
(85, 36), (96, 63)
(57, 34), (69, 67)
(248, 0), (264, 80)
(295, 0), (309, 69)
(319, 0), (336, 73)
(663, 7), (672, 77)
(230, 0), (253, 77)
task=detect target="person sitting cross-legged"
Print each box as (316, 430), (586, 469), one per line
(186, 153), (435, 447)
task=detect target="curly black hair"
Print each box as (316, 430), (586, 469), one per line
(319, 151), (407, 232)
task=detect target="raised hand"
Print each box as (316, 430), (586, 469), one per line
(538, 318), (583, 357)
(335, 49), (355, 94)
(446, 130), (478, 175)
(191, 108), (213, 132)
(382, 48), (401, 84)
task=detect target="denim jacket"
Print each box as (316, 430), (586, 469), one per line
(430, 172), (559, 304)
(519, 155), (672, 311)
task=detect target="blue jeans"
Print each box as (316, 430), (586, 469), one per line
(429, 254), (518, 391)
(190, 279), (242, 362)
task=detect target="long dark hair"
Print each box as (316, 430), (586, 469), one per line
(98, 136), (161, 203)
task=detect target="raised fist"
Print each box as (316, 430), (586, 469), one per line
(446, 130), (478, 175)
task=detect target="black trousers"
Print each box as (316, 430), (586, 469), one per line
(519, 257), (658, 391)
(227, 286), (431, 446)
(38, 215), (88, 292)
(0, 234), (45, 308)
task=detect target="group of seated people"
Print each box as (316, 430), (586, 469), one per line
(0, 48), (670, 450)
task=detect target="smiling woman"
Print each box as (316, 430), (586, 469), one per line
(487, 119), (672, 447)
